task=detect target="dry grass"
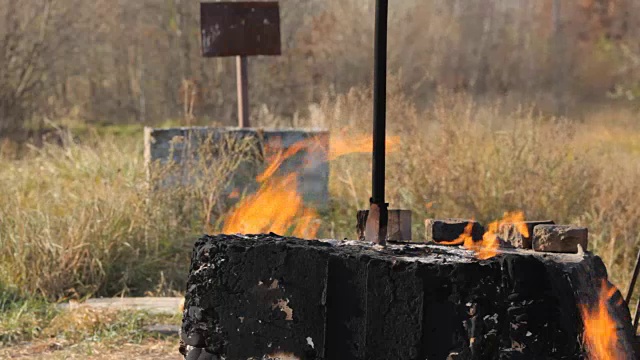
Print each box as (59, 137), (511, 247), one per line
(1, 90), (640, 314)
(0, 302), (180, 358)
(0, 134), (197, 300)
(0, 339), (179, 360)
(313, 89), (640, 290)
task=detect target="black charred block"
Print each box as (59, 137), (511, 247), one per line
(181, 235), (638, 360)
(424, 219), (484, 243)
(181, 234), (329, 359)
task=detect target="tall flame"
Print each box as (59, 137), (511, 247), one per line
(222, 135), (326, 238)
(580, 280), (624, 360)
(222, 173), (320, 238)
(439, 211), (529, 260)
(223, 130), (402, 239)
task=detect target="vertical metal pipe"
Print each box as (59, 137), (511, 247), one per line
(626, 250), (640, 305)
(633, 298), (640, 335)
(372, 0), (388, 205)
(364, 0), (389, 245)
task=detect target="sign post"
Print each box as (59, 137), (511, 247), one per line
(200, 2), (282, 128)
(236, 56), (250, 127)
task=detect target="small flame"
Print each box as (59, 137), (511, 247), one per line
(439, 221), (474, 246)
(257, 138), (321, 183)
(438, 211), (529, 260)
(467, 221), (501, 260)
(580, 280), (624, 360)
(329, 131), (400, 160)
(501, 211), (529, 238)
(228, 188), (240, 199)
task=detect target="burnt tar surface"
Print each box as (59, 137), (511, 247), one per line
(180, 234), (637, 360)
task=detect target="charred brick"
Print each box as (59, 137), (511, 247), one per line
(533, 225), (588, 253)
(501, 220), (555, 249)
(424, 219), (484, 243)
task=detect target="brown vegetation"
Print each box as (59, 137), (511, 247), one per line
(2, 2), (640, 352)
(0, 90), (639, 301)
(1, 0), (640, 132)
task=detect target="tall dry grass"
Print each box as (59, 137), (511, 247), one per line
(1, 91), (640, 299)
(313, 88), (640, 290)
(0, 131), (264, 300)
(0, 135), (195, 299)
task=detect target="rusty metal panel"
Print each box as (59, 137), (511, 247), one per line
(201, 2), (281, 57)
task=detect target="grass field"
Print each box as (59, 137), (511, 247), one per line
(0, 299), (179, 358)
(2, 92), (640, 355)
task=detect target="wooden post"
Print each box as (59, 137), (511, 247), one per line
(552, 0), (566, 116)
(236, 55), (250, 128)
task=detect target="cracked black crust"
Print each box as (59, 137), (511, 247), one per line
(181, 235), (637, 360)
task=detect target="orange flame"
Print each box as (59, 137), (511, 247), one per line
(228, 188), (240, 199)
(329, 132), (400, 161)
(580, 280), (624, 360)
(223, 136), (326, 238)
(501, 211), (529, 238)
(222, 173), (320, 238)
(224, 130), (400, 239)
(257, 138), (321, 183)
(438, 211), (529, 260)
(439, 221), (475, 246)
(219, 135), (322, 238)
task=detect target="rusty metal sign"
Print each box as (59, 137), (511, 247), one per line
(201, 2), (282, 57)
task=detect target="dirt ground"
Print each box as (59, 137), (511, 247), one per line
(0, 338), (181, 359)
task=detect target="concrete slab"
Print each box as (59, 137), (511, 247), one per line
(57, 297), (183, 315)
(144, 127), (330, 210)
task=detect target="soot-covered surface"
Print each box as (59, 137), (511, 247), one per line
(180, 234), (637, 360)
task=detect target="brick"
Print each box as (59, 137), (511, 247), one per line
(356, 210), (412, 241)
(532, 225), (588, 253)
(424, 219), (484, 243)
(501, 220), (555, 249)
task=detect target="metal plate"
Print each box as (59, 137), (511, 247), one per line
(201, 2), (281, 57)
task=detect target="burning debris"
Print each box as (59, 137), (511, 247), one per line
(180, 235), (639, 359)
(502, 220), (555, 249)
(425, 212), (533, 260)
(580, 280), (628, 360)
(424, 213), (588, 259)
(424, 219), (484, 244)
